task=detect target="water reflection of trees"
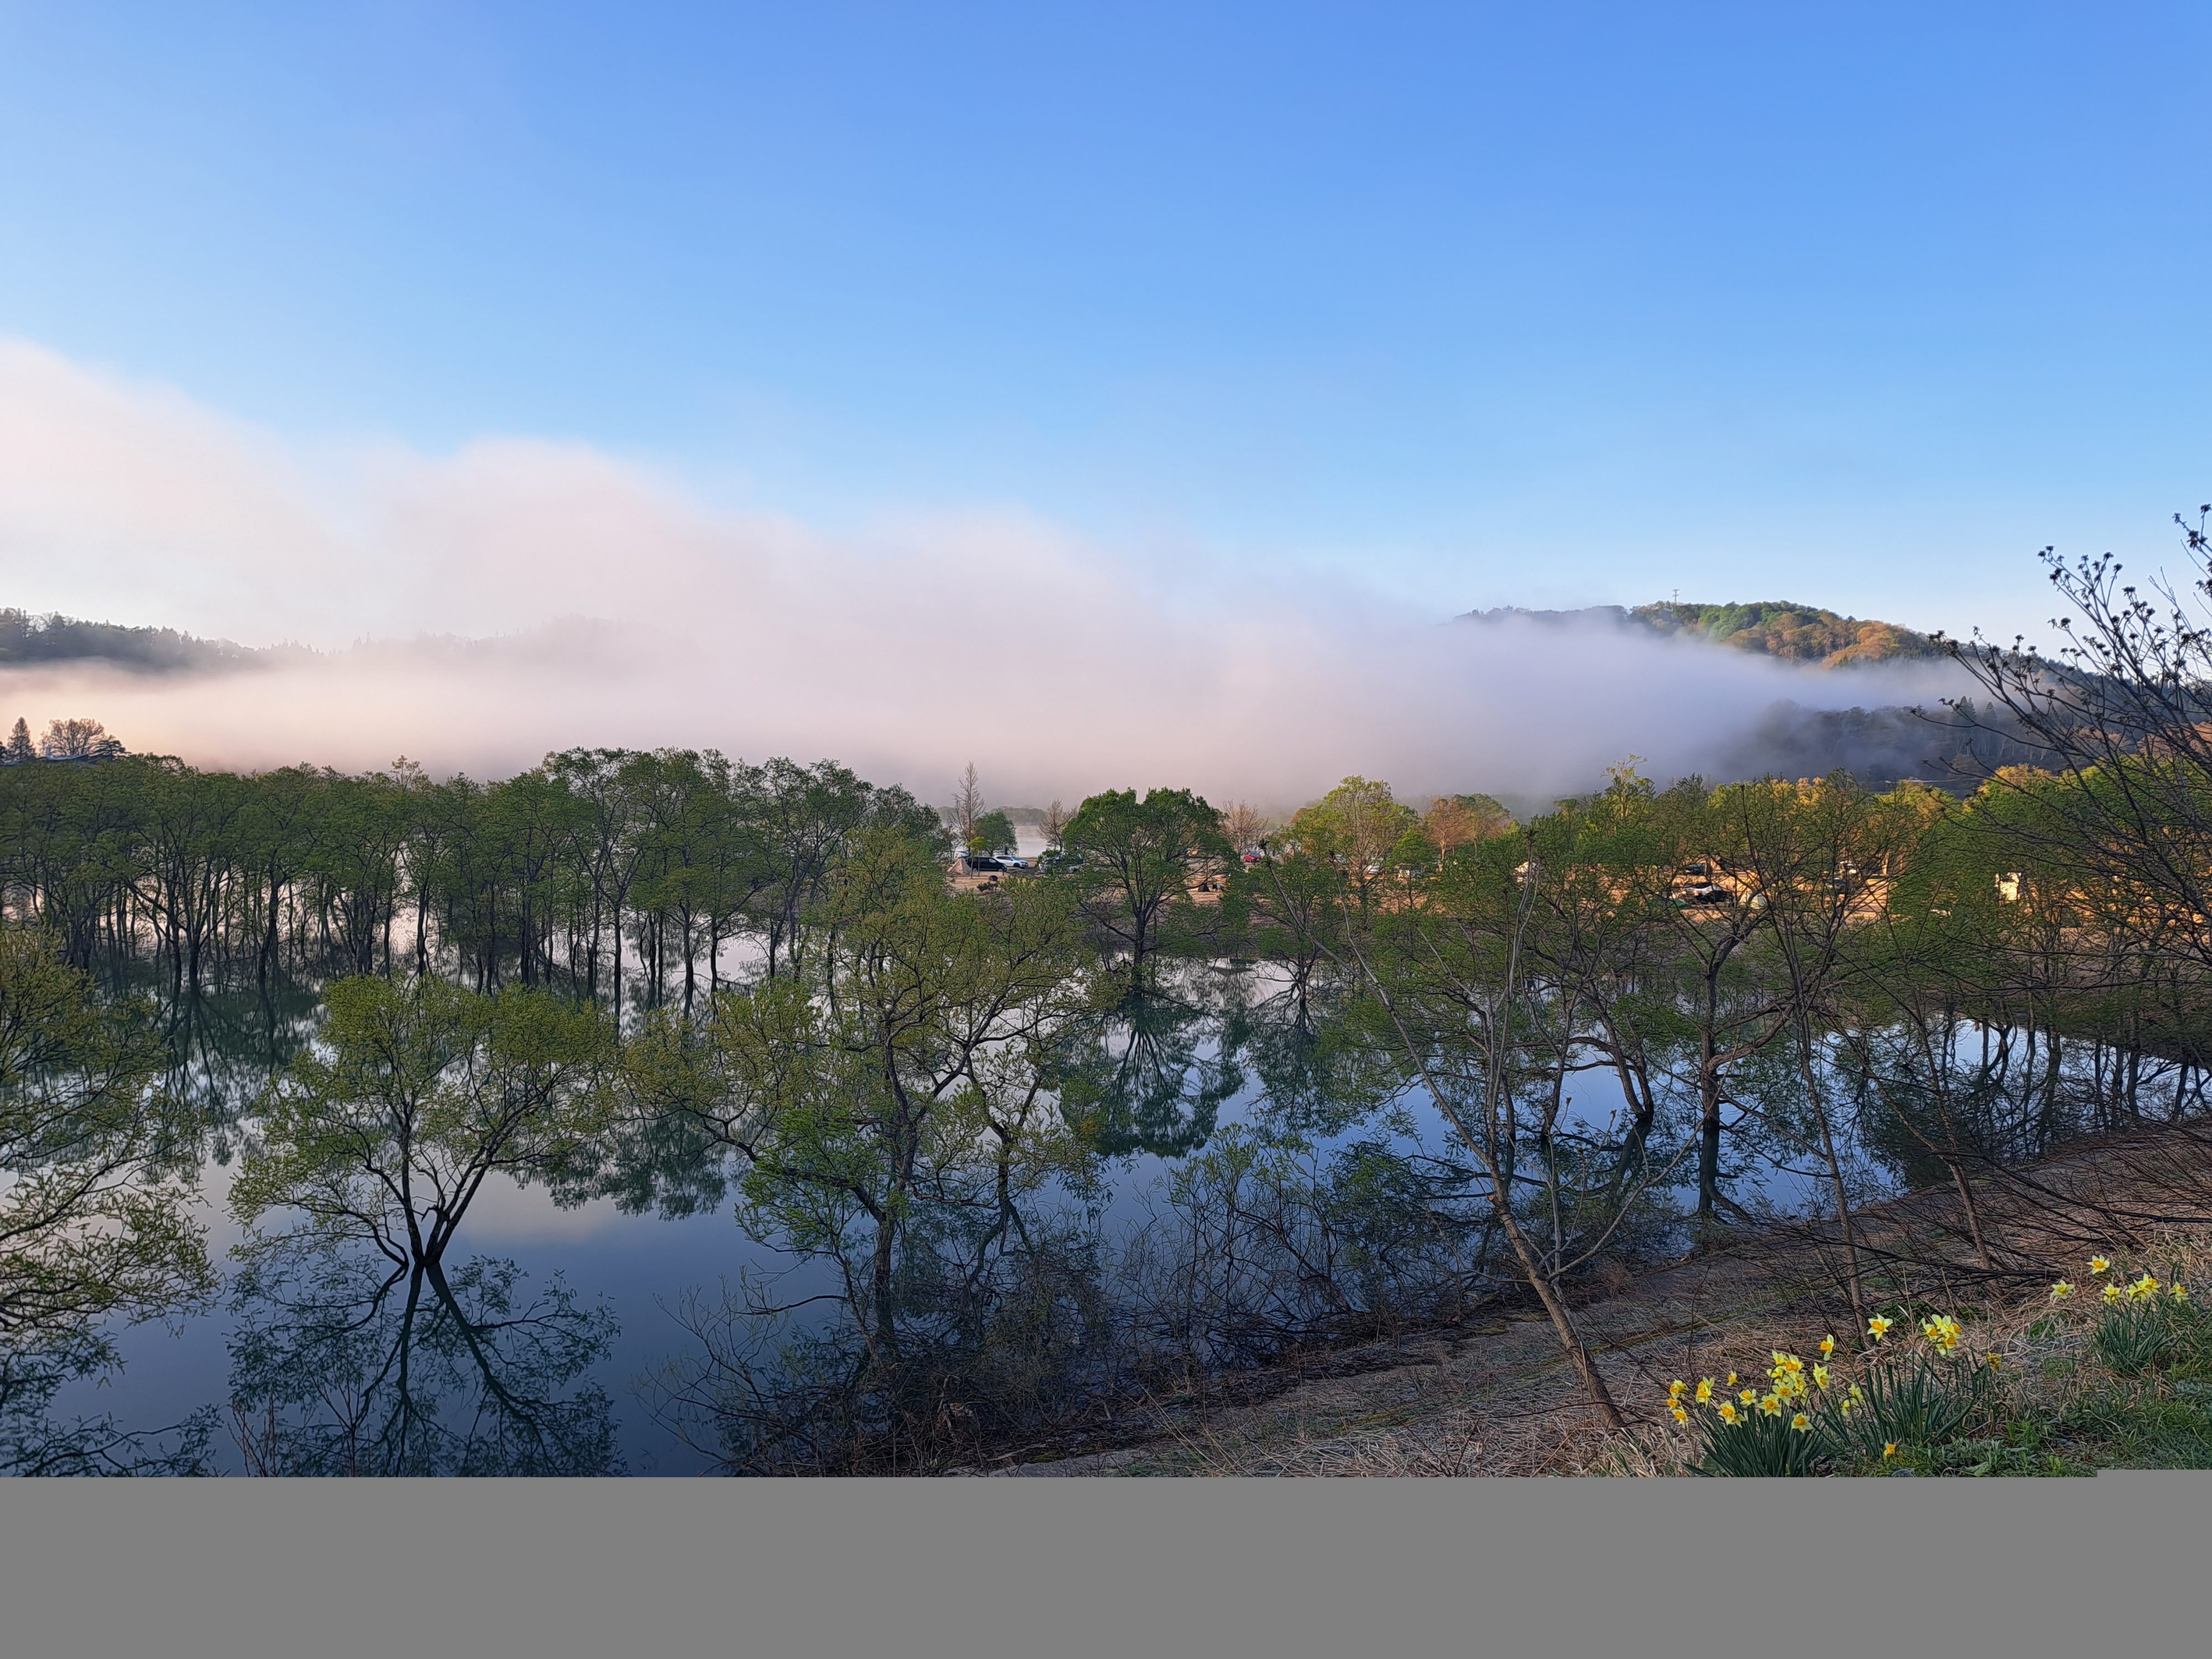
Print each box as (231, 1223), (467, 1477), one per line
(622, 835), (1113, 1473)
(621, 927), (1540, 1471)
(227, 1246), (618, 1476)
(1053, 988), (1240, 1158)
(1, 1344), (216, 1475)
(225, 975), (622, 1474)
(1123, 1126), (1495, 1370)
(153, 973), (324, 1165)
(1215, 966), (1396, 1140)
(0, 930), (217, 1473)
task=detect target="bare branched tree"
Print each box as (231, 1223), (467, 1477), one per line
(1946, 508), (2212, 973)
(950, 763), (985, 851)
(40, 718), (121, 760)
(1220, 801), (1272, 853)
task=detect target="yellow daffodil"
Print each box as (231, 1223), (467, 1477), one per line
(1812, 1364), (1830, 1389)
(2103, 1282), (2122, 1305)
(1671, 1405), (1689, 1425)
(1695, 1379), (1714, 1404)
(1867, 1316), (1892, 1341)
(2050, 1280), (2073, 1301)
(1883, 1442), (1898, 1459)
(2173, 1283), (2191, 1303)
(1791, 1413), (1811, 1433)
(1740, 1389), (1757, 1406)
(1717, 1402), (1740, 1425)
(1668, 1379), (1687, 1400)
(2130, 1274), (2160, 1303)
(1819, 1334), (1836, 1358)
(1920, 1315), (1961, 1354)
(2090, 1256), (2110, 1276)
(1760, 1395), (1783, 1418)
(1726, 1371), (1738, 1386)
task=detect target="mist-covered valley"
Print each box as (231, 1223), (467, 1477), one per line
(0, 341), (1995, 810)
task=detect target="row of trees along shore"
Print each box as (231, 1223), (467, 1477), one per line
(11, 519), (2212, 1468)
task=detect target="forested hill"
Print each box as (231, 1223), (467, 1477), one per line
(1461, 600), (1944, 667)
(0, 609), (291, 674)
(1626, 600), (1944, 665)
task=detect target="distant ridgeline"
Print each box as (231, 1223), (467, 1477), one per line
(1462, 599), (1943, 669)
(0, 608), (290, 674)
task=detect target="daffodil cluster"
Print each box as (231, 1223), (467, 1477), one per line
(2053, 1254), (2189, 1309)
(1665, 1338), (1859, 1437)
(1857, 1307), (1976, 1357)
(1661, 1311), (1984, 1470)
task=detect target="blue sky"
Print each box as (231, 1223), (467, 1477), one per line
(2, 2), (2208, 638)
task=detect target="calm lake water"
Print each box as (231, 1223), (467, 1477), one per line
(53, 956), (1423, 1475)
(48, 885), (2024, 1474)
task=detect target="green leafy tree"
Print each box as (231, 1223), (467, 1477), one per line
(748, 757), (945, 981)
(0, 927), (215, 1470)
(0, 928), (211, 1354)
(1058, 787), (1231, 982)
(234, 977), (614, 1288)
(624, 830), (1100, 1469)
(230, 977), (615, 1470)
(1288, 831), (1652, 1426)
(969, 809), (1017, 857)
(1287, 777), (1419, 907)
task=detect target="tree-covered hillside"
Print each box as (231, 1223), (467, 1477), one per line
(1624, 600), (1942, 666)
(1459, 599), (1943, 667)
(0, 609), (285, 674)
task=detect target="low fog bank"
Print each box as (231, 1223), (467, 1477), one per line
(0, 338), (1975, 808)
(0, 617), (1973, 811)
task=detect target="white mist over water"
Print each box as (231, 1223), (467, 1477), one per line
(0, 338), (1968, 807)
